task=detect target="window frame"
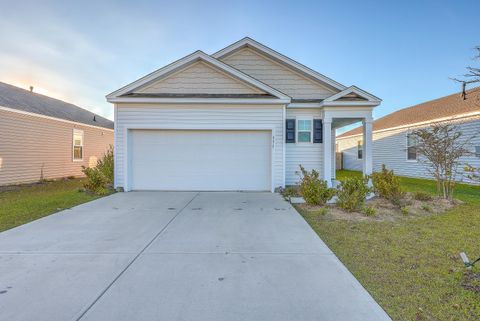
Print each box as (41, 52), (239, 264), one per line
(296, 118), (313, 144)
(357, 140), (363, 159)
(406, 132), (417, 162)
(72, 129), (84, 162)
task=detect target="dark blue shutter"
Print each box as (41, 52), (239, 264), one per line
(313, 119), (323, 143)
(285, 119), (295, 143)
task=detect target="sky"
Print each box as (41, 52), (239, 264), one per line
(0, 0), (478, 130)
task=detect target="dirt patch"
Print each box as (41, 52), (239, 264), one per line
(461, 271), (480, 294)
(297, 193), (460, 222)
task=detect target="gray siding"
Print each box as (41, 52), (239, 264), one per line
(337, 117), (480, 183)
(0, 109), (113, 186)
(114, 104), (285, 189)
(285, 108), (324, 185)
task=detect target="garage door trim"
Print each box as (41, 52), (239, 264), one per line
(123, 124), (276, 192)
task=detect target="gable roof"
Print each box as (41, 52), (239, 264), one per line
(322, 86), (381, 106)
(212, 37), (347, 92)
(0, 82), (113, 129)
(337, 86), (480, 138)
(106, 50), (291, 103)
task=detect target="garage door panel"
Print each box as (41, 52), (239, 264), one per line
(129, 130), (271, 191)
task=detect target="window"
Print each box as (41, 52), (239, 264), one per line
(357, 140), (363, 159)
(475, 146), (480, 158)
(406, 133), (417, 161)
(73, 129), (84, 161)
(297, 119), (312, 143)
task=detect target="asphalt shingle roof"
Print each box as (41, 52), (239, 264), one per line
(0, 82), (113, 129)
(338, 86), (480, 138)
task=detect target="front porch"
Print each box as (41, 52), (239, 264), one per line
(323, 108), (373, 187)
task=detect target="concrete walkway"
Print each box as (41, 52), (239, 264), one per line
(0, 192), (391, 321)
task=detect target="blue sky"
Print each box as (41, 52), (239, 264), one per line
(0, 0), (478, 129)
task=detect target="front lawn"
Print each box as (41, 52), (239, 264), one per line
(297, 170), (480, 320)
(0, 179), (106, 232)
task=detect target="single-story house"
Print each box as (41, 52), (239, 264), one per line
(107, 37), (381, 192)
(0, 82), (114, 186)
(337, 87), (480, 183)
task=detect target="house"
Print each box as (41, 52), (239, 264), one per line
(107, 37), (381, 192)
(0, 82), (114, 186)
(337, 87), (480, 183)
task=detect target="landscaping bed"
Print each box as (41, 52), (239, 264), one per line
(295, 170), (480, 320)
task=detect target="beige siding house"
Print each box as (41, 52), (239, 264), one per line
(107, 38), (381, 191)
(0, 82), (114, 186)
(337, 87), (480, 183)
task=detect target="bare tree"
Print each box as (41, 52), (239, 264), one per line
(412, 123), (473, 199)
(452, 46), (480, 99)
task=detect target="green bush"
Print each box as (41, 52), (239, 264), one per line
(372, 165), (405, 205)
(363, 205), (376, 216)
(82, 145), (114, 195)
(421, 204), (432, 212)
(401, 206), (409, 216)
(414, 191), (433, 201)
(298, 165), (335, 205)
(281, 186), (300, 200)
(336, 176), (371, 212)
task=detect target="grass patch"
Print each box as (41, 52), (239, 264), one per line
(298, 170), (480, 320)
(0, 179), (107, 232)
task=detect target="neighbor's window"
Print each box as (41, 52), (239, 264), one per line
(297, 119), (312, 143)
(73, 129), (84, 161)
(357, 140), (363, 159)
(475, 146), (480, 158)
(407, 133), (417, 160)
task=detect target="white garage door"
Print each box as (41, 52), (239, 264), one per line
(129, 130), (272, 191)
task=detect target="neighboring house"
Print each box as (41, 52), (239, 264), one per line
(107, 37), (381, 192)
(337, 87), (480, 183)
(0, 82), (114, 186)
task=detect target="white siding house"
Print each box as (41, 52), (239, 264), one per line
(337, 87), (480, 184)
(108, 37), (381, 192)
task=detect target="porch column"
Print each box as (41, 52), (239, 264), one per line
(323, 119), (333, 186)
(362, 118), (373, 177)
(331, 127), (336, 180)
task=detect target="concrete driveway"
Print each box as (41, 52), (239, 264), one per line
(0, 192), (391, 321)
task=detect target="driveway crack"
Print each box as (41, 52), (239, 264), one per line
(73, 192), (200, 321)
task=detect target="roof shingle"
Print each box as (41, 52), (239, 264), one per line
(0, 82), (113, 129)
(338, 86), (480, 138)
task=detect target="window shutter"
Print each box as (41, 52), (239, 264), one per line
(285, 119), (295, 143)
(313, 119), (323, 143)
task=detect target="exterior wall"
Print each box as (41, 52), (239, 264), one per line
(221, 48), (335, 99)
(0, 109), (113, 186)
(285, 108), (324, 185)
(114, 104), (285, 190)
(136, 61), (263, 95)
(337, 117), (480, 183)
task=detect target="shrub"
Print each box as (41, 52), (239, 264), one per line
(363, 205), (376, 217)
(336, 176), (371, 212)
(414, 191), (433, 201)
(421, 204), (432, 212)
(82, 146), (114, 195)
(372, 165), (405, 205)
(317, 207), (329, 216)
(401, 206), (409, 216)
(281, 186), (300, 200)
(298, 165), (335, 205)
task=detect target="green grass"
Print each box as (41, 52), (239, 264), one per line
(0, 179), (105, 232)
(298, 170), (480, 320)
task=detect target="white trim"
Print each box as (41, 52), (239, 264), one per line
(323, 85), (381, 103)
(282, 105), (286, 188)
(72, 129), (84, 162)
(0, 105), (114, 132)
(296, 117), (313, 144)
(113, 104), (118, 188)
(108, 97), (290, 105)
(122, 124), (277, 193)
(212, 37), (347, 91)
(106, 50), (290, 101)
(337, 111), (480, 140)
(287, 103), (323, 108)
(321, 101), (381, 107)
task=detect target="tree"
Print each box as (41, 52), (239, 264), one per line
(464, 164), (480, 183)
(452, 46), (480, 99)
(412, 123), (473, 200)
